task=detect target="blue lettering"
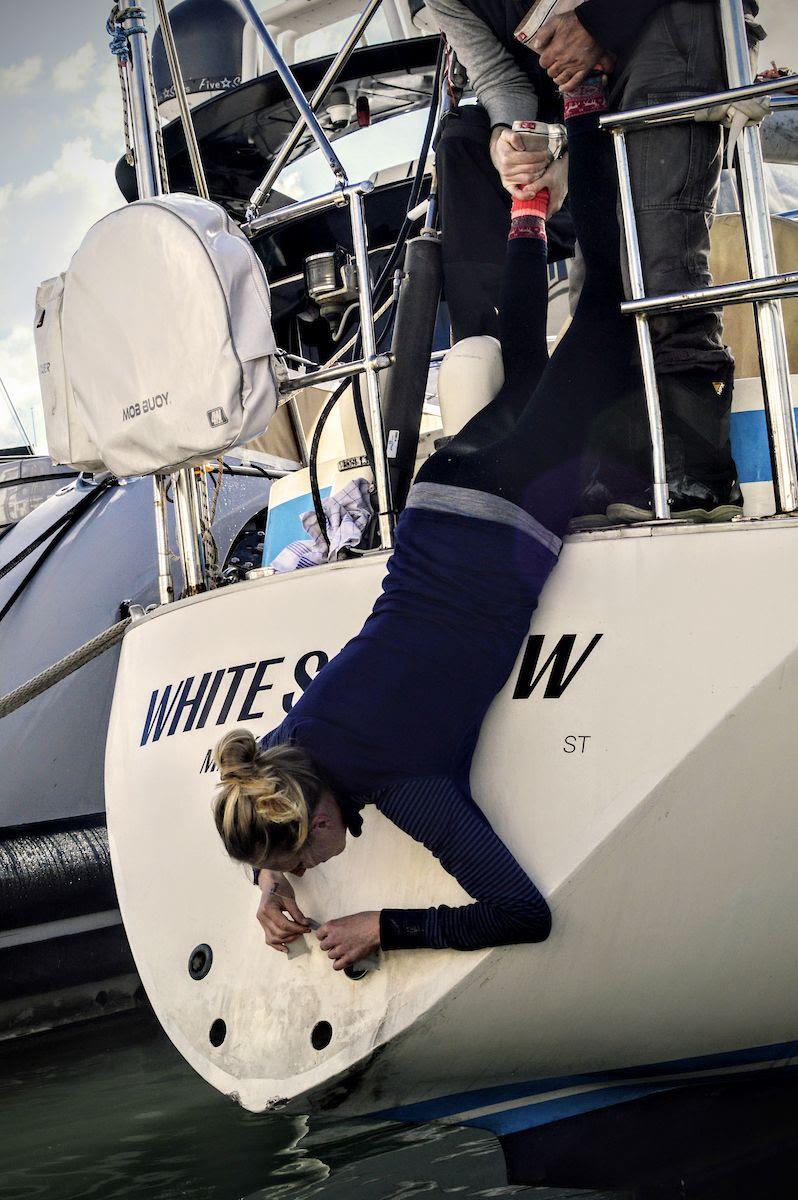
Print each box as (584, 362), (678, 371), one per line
(238, 658), (285, 722)
(140, 680), (189, 746)
(167, 672), (212, 736)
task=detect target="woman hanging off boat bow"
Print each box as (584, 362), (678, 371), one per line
(212, 74), (637, 971)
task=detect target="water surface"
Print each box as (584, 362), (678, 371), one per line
(0, 1007), (618, 1200)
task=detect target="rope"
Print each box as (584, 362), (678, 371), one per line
(106, 10), (134, 62)
(195, 467), (221, 585)
(106, 5), (169, 185)
(145, 23), (171, 193)
(0, 618), (131, 721)
(210, 458), (224, 523)
(107, 7), (140, 167)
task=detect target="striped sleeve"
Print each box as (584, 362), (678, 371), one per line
(375, 776), (551, 951)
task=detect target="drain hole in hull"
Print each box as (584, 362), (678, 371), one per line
(209, 1019), (227, 1047)
(189, 944), (213, 980)
(311, 1021), (332, 1050)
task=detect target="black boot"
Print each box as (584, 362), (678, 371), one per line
(606, 364), (743, 524)
(661, 363), (740, 510)
(568, 380), (653, 531)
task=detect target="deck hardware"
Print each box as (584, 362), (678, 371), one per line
(188, 943), (213, 981)
(719, 1), (798, 513)
(209, 1018), (227, 1047)
(278, 355), (394, 395)
(311, 1021), (333, 1050)
(243, 185), (357, 238)
(602, 75), (798, 132)
(621, 273), (798, 317)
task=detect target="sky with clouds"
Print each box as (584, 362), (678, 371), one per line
(0, 3), (133, 446)
(0, 1), (428, 449)
(0, 1), (796, 450)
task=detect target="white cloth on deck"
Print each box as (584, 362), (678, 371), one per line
(270, 477), (374, 573)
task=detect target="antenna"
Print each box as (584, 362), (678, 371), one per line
(0, 371), (33, 452)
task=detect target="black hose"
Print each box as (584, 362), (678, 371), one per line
(380, 235), (443, 513)
(337, 38), (445, 499)
(0, 479), (116, 624)
(306, 38), (446, 548)
(351, 373), (375, 463)
(0, 501), (82, 582)
(309, 380), (350, 549)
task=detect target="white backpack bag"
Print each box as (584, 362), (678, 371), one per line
(34, 274), (106, 472)
(55, 193), (280, 477)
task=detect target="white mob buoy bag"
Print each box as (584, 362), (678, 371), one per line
(34, 274), (106, 472)
(35, 194), (279, 476)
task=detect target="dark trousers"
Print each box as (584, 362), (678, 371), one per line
(436, 104), (575, 344)
(420, 112), (637, 541)
(613, 0), (732, 377)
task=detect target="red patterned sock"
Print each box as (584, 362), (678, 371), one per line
(508, 190), (549, 243)
(562, 74), (609, 121)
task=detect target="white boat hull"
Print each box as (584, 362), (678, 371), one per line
(105, 518), (798, 1128)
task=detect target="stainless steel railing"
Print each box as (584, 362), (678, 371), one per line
(245, 0), (387, 218)
(601, 0), (798, 518)
(122, 0), (412, 592)
(230, 0), (408, 552)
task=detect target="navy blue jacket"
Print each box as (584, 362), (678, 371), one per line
(260, 504), (557, 952)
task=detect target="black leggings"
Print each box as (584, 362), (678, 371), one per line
(418, 115), (639, 540)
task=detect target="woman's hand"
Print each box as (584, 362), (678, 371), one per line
(516, 153), (569, 217)
(316, 911), (380, 971)
(490, 127), (551, 198)
(256, 870), (310, 953)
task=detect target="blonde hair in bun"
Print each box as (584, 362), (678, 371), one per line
(213, 729), (326, 865)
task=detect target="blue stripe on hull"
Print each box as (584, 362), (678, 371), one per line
(731, 407), (798, 483)
(374, 1038), (798, 1130)
(464, 1083), (679, 1135)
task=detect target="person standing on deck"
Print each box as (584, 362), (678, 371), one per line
(532, 0), (765, 523)
(425, 0), (576, 379)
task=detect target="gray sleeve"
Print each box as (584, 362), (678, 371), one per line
(425, 0), (539, 128)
